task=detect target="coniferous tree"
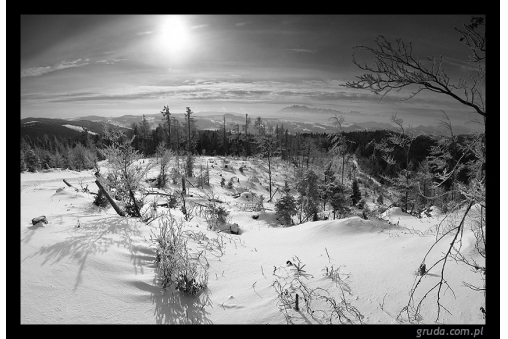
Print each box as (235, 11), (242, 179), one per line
(344, 17), (486, 321)
(161, 105), (172, 150)
(351, 179), (361, 206)
(184, 107), (198, 154)
(257, 133), (277, 201)
(20, 150), (27, 172)
(185, 153), (195, 177)
(24, 148), (41, 172)
(296, 169), (321, 222)
(275, 182), (297, 226)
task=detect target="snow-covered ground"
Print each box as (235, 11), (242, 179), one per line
(20, 157), (485, 324)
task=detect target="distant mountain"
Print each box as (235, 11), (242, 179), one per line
(278, 105), (370, 117)
(20, 117), (131, 140)
(21, 107), (475, 141)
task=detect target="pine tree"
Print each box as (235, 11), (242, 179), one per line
(275, 184), (297, 226)
(185, 153), (194, 177)
(161, 105), (172, 150)
(296, 169), (321, 222)
(20, 150), (27, 172)
(327, 182), (349, 219)
(24, 148), (41, 172)
(351, 179), (361, 206)
(257, 133), (277, 201)
(184, 107), (197, 154)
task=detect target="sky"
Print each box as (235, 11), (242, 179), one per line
(20, 14), (485, 127)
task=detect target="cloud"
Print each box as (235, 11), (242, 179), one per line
(21, 59), (89, 78)
(136, 31), (153, 35)
(22, 78), (460, 113)
(95, 58), (128, 65)
(442, 56), (482, 72)
(191, 24), (209, 30)
(235, 22), (250, 27)
(285, 49), (318, 53)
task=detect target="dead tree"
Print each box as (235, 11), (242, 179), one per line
(95, 180), (125, 217)
(345, 16), (486, 323)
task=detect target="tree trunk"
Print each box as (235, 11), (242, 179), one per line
(268, 154), (272, 201)
(95, 180), (125, 217)
(129, 189), (141, 217)
(63, 179), (75, 189)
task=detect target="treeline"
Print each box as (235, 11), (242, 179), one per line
(20, 108), (480, 217)
(20, 111), (473, 188)
(20, 129), (101, 172)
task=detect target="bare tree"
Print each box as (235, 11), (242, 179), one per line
(344, 18), (485, 123)
(345, 16), (486, 323)
(329, 115), (354, 185)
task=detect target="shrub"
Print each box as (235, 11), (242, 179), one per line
(156, 149), (172, 189)
(170, 167), (180, 184)
(124, 196), (145, 217)
(149, 213), (208, 296)
(165, 193), (179, 209)
(93, 190), (109, 208)
(227, 179), (234, 189)
(98, 136), (152, 217)
(205, 204), (230, 231)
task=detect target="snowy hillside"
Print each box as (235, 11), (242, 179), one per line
(20, 156), (485, 324)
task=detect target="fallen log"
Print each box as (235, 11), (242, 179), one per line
(95, 180), (125, 217)
(63, 179), (76, 189)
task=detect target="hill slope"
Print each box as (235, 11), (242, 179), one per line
(20, 156), (485, 324)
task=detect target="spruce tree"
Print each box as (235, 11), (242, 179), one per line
(351, 179), (361, 206)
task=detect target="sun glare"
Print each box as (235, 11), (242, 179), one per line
(158, 16), (192, 60)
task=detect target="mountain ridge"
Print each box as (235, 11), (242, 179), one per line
(21, 105), (475, 139)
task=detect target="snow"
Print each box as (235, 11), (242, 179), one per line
(20, 157), (485, 324)
(62, 125), (98, 135)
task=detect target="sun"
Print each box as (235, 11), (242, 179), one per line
(158, 15), (192, 58)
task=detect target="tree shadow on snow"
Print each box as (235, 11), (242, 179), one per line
(22, 216), (144, 291)
(131, 281), (213, 324)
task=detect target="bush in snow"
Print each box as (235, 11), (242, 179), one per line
(226, 178), (234, 189)
(98, 133), (152, 217)
(156, 148), (172, 189)
(205, 204), (231, 231)
(93, 190), (109, 208)
(149, 213), (208, 296)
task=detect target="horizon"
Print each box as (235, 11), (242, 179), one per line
(21, 14), (483, 127)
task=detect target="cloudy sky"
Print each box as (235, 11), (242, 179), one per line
(20, 14), (484, 126)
